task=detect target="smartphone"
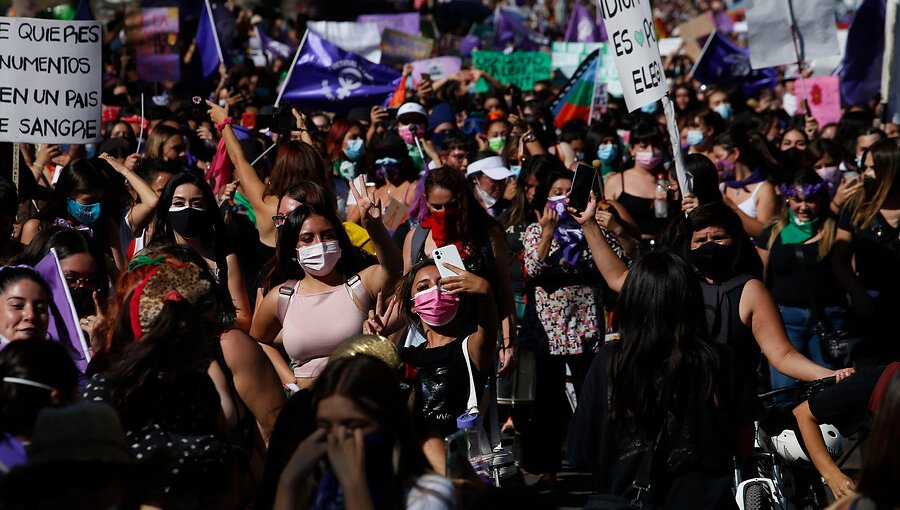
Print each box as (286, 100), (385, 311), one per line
(568, 163), (597, 212)
(432, 245), (465, 280)
(241, 111), (257, 129)
(445, 430), (470, 479)
(385, 108), (398, 122)
(421, 73), (432, 82)
(843, 170), (860, 183)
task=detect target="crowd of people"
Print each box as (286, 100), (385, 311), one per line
(1, 1), (900, 509)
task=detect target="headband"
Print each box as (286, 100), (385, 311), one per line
(128, 261), (211, 340)
(779, 182), (827, 199)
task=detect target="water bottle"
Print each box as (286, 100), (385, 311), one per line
(654, 173), (668, 218)
(457, 411), (491, 483)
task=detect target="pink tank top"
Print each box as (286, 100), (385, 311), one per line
(280, 280), (370, 378)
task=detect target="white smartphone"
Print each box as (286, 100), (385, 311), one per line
(843, 170), (860, 183)
(432, 245), (465, 280)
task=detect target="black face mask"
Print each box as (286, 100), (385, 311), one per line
(863, 176), (878, 195)
(690, 241), (737, 282)
(70, 287), (96, 318)
(167, 207), (207, 238)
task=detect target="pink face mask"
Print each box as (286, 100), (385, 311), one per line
(398, 124), (424, 145)
(635, 151), (663, 170)
(412, 285), (460, 326)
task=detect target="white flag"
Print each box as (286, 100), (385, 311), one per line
(308, 21), (383, 63)
(745, 0), (840, 70)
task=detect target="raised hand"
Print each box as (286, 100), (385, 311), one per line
(348, 176), (381, 225)
(438, 264), (490, 296)
(568, 192), (599, 226)
(363, 291), (398, 336)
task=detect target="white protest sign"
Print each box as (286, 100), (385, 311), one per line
(599, 0), (666, 111)
(0, 18), (102, 144)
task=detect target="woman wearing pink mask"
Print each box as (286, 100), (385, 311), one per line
(397, 258), (496, 474)
(603, 122), (669, 244)
(251, 184), (402, 390)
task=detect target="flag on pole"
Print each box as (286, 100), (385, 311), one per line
(34, 250), (91, 374)
(745, 0), (840, 70)
(307, 21), (383, 63)
(197, 0), (224, 77)
(840, 0), (886, 106)
(565, 2), (605, 43)
(690, 32), (778, 96)
(551, 49), (600, 128)
(276, 30), (402, 114)
(387, 75), (408, 108)
(493, 8), (549, 51)
(206, 124), (251, 196)
(256, 26), (296, 61)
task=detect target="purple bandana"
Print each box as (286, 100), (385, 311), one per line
(723, 168), (765, 192)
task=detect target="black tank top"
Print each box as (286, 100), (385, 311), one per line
(701, 274), (760, 376)
(402, 337), (487, 439)
(617, 174), (665, 237)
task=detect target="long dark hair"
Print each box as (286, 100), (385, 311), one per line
(856, 371), (900, 506)
(506, 155), (566, 228)
(36, 158), (106, 222)
(848, 138), (900, 229)
(148, 172), (231, 274)
(713, 127), (781, 181)
(610, 250), (720, 431)
(20, 225), (113, 302)
(265, 140), (333, 202)
(312, 355), (432, 503)
(0, 266), (51, 302)
(275, 203), (372, 280)
(423, 167), (496, 251)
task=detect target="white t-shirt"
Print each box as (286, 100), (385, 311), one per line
(405, 474), (455, 510)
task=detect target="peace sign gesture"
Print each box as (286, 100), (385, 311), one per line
(363, 290), (399, 336)
(348, 177), (381, 227)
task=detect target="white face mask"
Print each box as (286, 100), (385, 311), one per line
(476, 182), (498, 208)
(296, 241), (342, 276)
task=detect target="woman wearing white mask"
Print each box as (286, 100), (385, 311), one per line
(251, 183), (402, 389)
(603, 122), (670, 243)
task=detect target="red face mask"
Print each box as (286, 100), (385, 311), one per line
(421, 210), (465, 256)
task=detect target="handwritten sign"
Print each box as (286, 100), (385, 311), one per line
(411, 57), (462, 82)
(805, 76), (841, 126)
(600, 0), (666, 111)
(0, 18), (102, 144)
(380, 28), (434, 67)
(471, 51), (551, 91)
(125, 8), (181, 83)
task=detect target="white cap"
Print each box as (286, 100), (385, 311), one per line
(397, 102), (427, 120)
(466, 156), (512, 180)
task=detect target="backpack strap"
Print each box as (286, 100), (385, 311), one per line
(411, 225), (430, 263)
(461, 336), (478, 413)
(277, 280), (299, 324)
(344, 274), (369, 317)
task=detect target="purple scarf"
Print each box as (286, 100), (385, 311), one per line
(723, 168), (765, 192)
(548, 197), (586, 266)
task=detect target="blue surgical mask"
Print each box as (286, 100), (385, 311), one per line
(67, 199), (101, 226)
(856, 155), (864, 169)
(509, 165), (522, 178)
(641, 102), (659, 114)
(686, 129), (705, 147)
(714, 102), (733, 120)
(597, 143), (618, 164)
(343, 138), (365, 162)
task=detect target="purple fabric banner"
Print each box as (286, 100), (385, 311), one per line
(34, 250), (91, 374)
(565, 2), (606, 43)
(278, 30), (402, 114)
(196, 0), (221, 77)
(258, 27), (296, 61)
(691, 32), (778, 97)
(493, 8), (549, 51)
(840, 0), (886, 105)
(357, 12), (421, 36)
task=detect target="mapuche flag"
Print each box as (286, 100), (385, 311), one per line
(551, 49), (600, 128)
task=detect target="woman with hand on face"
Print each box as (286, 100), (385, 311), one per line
(274, 354), (454, 510)
(758, 170), (847, 390)
(396, 259), (496, 474)
(148, 171), (253, 332)
(21, 159), (124, 271)
(576, 196), (851, 387)
(326, 118), (367, 216)
(346, 135), (419, 229)
(252, 181), (403, 390)
(0, 267), (50, 348)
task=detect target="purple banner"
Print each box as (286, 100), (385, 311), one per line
(357, 12), (421, 36)
(34, 250), (90, 374)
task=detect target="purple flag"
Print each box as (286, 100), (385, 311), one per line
(196, 0), (222, 77)
(257, 27), (295, 62)
(565, 2), (605, 43)
(840, 0), (886, 105)
(493, 8), (548, 51)
(277, 30), (402, 114)
(691, 32), (778, 97)
(34, 250), (91, 374)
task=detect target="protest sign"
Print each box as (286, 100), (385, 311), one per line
(806, 76), (842, 126)
(35, 249), (91, 374)
(125, 8), (181, 83)
(551, 42), (602, 78)
(676, 13), (716, 60)
(0, 17), (102, 144)
(599, 0), (666, 111)
(357, 12), (421, 36)
(472, 51), (551, 91)
(308, 21), (383, 63)
(411, 57), (462, 82)
(745, 0), (839, 70)
(380, 28), (434, 67)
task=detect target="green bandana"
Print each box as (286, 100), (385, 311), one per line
(234, 190), (257, 228)
(780, 209), (820, 245)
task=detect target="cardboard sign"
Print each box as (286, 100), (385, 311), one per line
(471, 50), (551, 90)
(676, 12), (716, 60)
(746, 0), (839, 70)
(599, 0), (666, 111)
(382, 198), (409, 232)
(411, 57), (462, 82)
(0, 17), (102, 144)
(805, 76), (842, 126)
(125, 8), (180, 83)
(380, 28), (434, 67)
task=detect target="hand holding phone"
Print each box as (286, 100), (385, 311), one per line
(432, 245), (465, 280)
(568, 163), (598, 212)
